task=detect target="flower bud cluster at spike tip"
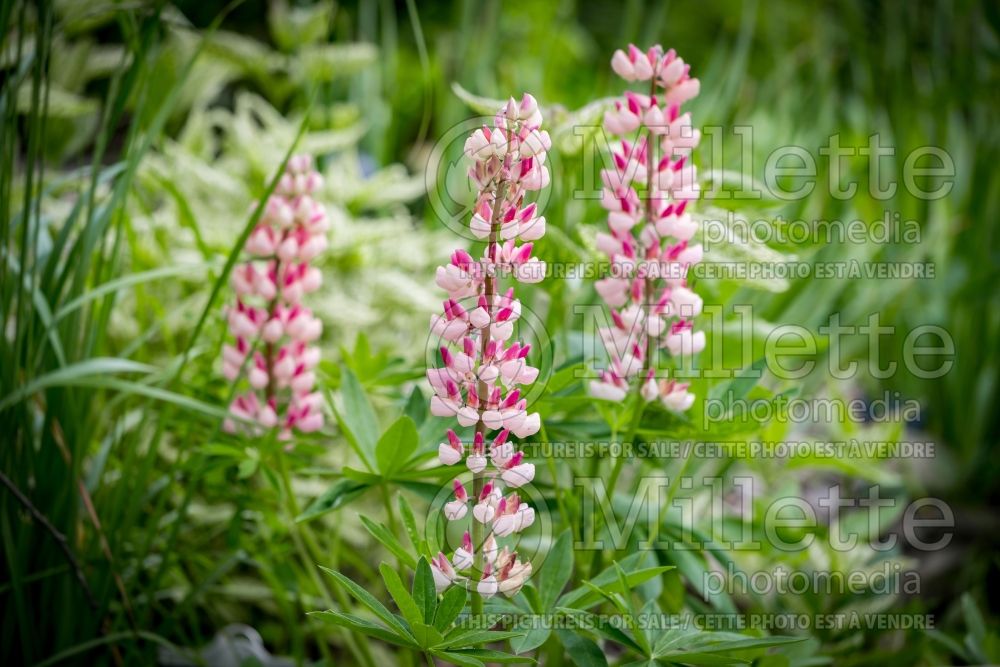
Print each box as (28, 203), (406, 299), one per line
(591, 45), (705, 412)
(222, 155), (328, 439)
(428, 93), (546, 598)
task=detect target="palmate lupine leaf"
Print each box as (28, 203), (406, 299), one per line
(302, 391), (427, 522)
(510, 529), (575, 654)
(538, 530), (574, 610)
(555, 608), (644, 655)
(506, 555), (680, 661)
(312, 610), (419, 649)
(438, 648), (535, 664)
(433, 585), (468, 632)
(557, 556), (675, 611)
(559, 575), (802, 664)
(330, 366), (379, 471)
(437, 627), (525, 649)
(320, 566), (416, 641)
(361, 516), (417, 569)
(320, 562), (528, 662)
(614, 562), (652, 655)
(511, 621), (552, 655)
(379, 562), (425, 629)
(554, 630), (608, 667)
(397, 491), (425, 552)
(375, 415), (419, 477)
(412, 555), (438, 623)
(651, 628), (805, 664)
(395, 556), (475, 652)
(295, 478), (369, 522)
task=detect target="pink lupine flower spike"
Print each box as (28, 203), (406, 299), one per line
(223, 155), (329, 439)
(429, 94), (549, 604)
(592, 45), (705, 411)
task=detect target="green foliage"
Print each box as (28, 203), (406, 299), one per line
(318, 559), (532, 665)
(1, 0), (996, 665)
(376, 416), (419, 478)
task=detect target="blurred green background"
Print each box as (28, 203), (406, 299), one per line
(2, 0), (998, 664)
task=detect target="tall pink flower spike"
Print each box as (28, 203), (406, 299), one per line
(223, 155), (329, 439)
(428, 94), (550, 599)
(591, 45), (705, 411)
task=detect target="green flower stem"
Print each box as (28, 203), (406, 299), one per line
(588, 398), (645, 578)
(380, 483), (406, 573)
(647, 441), (694, 548)
(540, 420), (572, 536)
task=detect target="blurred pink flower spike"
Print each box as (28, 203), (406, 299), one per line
(591, 45), (705, 411)
(222, 155), (328, 440)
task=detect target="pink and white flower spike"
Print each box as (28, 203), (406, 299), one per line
(428, 94), (550, 599)
(222, 155), (328, 440)
(591, 45), (705, 412)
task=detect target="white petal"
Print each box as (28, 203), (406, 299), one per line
(444, 501), (468, 521)
(502, 463), (535, 488)
(467, 454), (487, 474)
(438, 443), (462, 466)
